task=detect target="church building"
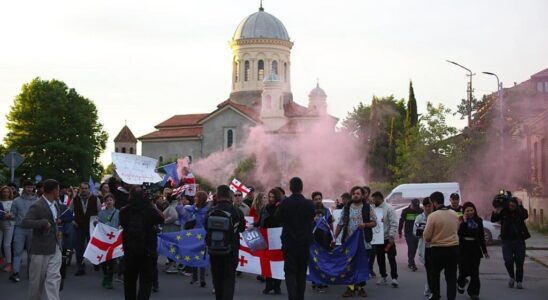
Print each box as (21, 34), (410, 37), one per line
(137, 5), (337, 162)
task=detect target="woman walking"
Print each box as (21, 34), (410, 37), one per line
(0, 186), (15, 273)
(457, 202), (488, 299)
(97, 194), (120, 289)
(258, 188), (283, 294)
(184, 191), (210, 288)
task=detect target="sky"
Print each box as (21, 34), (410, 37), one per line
(0, 0), (547, 166)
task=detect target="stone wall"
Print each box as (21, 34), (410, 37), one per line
(202, 108), (255, 157)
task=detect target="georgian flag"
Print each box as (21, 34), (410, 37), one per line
(237, 217), (285, 280)
(83, 223), (124, 265)
(230, 178), (251, 198)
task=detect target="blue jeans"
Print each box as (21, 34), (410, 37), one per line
(502, 240), (526, 282)
(12, 226), (32, 273)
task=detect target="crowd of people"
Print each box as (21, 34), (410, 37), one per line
(0, 175), (532, 300)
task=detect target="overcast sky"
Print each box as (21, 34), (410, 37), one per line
(1, 0), (547, 165)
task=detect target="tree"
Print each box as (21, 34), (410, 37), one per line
(392, 102), (458, 183)
(342, 96), (407, 181)
(4, 78), (107, 185)
(406, 81), (418, 128)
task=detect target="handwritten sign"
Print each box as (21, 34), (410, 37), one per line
(371, 207), (384, 245)
(111, 152), (162, 184)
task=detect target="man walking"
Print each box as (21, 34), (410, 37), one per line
(371, 191), (399, 287)
(206, 185), (245, 300)
(399, 198), (423, 271)
(70, 182), (101, 276)
(423, 191), (459, 300)
(276, 177), (315, 300)
(9, 180), (36, 283)
(21, 179), (62, 300)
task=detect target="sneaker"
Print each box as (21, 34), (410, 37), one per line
(423, 284), (431, 297)
(342, 287), (355, 297)
(508, 278), (515, 288)
(9, 273), (20, 283)
(376, 277), (388, 286)
(516, 282), (523, 289)
(391, 278), (399, 288)
(457, 284), (465, 294)
(357, 287), (368, 297)
(165, 265), (178, 274)
(411, 265), (418, 272)
(115, 275), (124, 283)
(4, 263), (12, 273)
(181, 270), (192, 277)
(369, 270), (377, 278)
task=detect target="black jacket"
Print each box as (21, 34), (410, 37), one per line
(206, 200), (246, 249)
(491, 206), (529, 241)
(399, 206), (423, 237)
(276, 194), (315, 248)
(120, 201), (164, 256)
(458, 217), (487, 259)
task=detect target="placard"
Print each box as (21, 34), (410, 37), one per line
(111, 152), (162, 184)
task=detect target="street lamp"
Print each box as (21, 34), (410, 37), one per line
(447, 60), (475, 128)
(483, 71), (504, 161)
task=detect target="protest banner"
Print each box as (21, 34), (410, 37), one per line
(111, 152), (162, 184)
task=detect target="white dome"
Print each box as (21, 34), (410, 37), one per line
(233, 7), (290, 41)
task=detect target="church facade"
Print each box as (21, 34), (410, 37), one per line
(138, 5), (336, 163)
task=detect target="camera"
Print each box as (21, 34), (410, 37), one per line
(142, 182), (163, 201)
(416, 222), (426, 237)
(492, 190), (512, 209)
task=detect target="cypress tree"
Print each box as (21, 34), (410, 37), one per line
(407, 81), (418, 127)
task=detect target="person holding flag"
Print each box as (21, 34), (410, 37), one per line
(311, 191), (333, 293)
(97, 194), (120, 289)
(333, 186), (377, 297)
(257, 188), (283, 294)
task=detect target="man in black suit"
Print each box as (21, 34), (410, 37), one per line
(276, 177), (315, 300)
(21, 179), (62, 300)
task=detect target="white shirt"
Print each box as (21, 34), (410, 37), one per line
(43, 196), (57, 220)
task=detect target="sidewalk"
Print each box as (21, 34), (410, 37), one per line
(526, 230), (548, 267)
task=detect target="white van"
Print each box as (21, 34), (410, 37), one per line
(385, 182), (461, 209)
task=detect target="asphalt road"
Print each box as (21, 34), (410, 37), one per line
(1, 241), (547, 300)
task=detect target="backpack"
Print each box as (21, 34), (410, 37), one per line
(205, 208), (239, 256)
(341, 202), (373, 243)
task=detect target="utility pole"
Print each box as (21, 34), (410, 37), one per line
(447, 60), (475, 128)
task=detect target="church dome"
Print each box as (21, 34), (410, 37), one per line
(309, 83), (327, 98)
(233, 7), (290, 41)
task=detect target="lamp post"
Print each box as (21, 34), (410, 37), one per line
(483, 71), (504, 161)
(447, 60), (475, 128)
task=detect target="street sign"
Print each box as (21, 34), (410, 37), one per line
(2, 150), (24, 182)
(2, 150), (24, 168)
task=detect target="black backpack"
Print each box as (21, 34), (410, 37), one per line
(341, 202), (373, 243)
(205, 208), (239, 256)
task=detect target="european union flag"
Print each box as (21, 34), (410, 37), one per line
(157, 228), (209, 267)
(163, 163), (179, 184)
(308, 228), (369, 285)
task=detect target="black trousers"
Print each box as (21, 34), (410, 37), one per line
(73, 226), (89, 270)
(429, 246), (458, 300)
(502, 240), (526, 282)
(123, 253), (155, 300)
(210, 252), (238, 300)
(374, 240), (398, 279)
(458, 255), (481, 296)
(265, 278), (282, 291)
(368, 248), (376, 274)
(283, 246), (309, 300)
(405, 234), (419, 267)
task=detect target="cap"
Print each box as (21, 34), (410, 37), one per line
(450, 193), (460, 199)
(411, 198), (420, 206)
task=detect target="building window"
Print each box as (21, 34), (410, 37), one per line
(115, 147), (119, 153)
(224, 128), (235, 149)
(284, 62), (287, 82)
(258, 60), (264, 81)
(272, 60), (278, 75)
(129, 147), (134, 154)
(235, 61), (239, 82)
(538, 82), (544, 93)
(122, 147), (126, 153)
(244, 61), (250, 81)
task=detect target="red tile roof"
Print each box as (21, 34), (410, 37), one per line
(155, 114), (209, 128)
(284, 102), (320, 117)
(531, 68), (548, 79)
(139, 127), (202, 140)
(209, 100), (261, 123)
(114, 125), (137, 143)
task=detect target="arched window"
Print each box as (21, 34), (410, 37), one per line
(115, 147), (119, 153)
(284, 62), (287, 82)
(258, 60), (264, 81)
(244, 61), (250, 81)
(272, 61), (278, 75)
(122, 147), (126, 153)
(235, 61), (239, 82)
(227, 129), (234, 148)
(129, 147), (134, 154)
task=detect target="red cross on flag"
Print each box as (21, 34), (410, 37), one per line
(237, 220), (285, 280)
(230, 178), (251, 198)
(83, 223), (124, 265)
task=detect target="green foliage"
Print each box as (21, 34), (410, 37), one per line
(406, 81), (418, 128)
(392, 102), (458, 183)
(0, 144), (9, 183)
(342, 95), (407, 181)
(232, 155), (257, 183)
(104, 163), (114, 176)
(4, 78), (107, 185)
